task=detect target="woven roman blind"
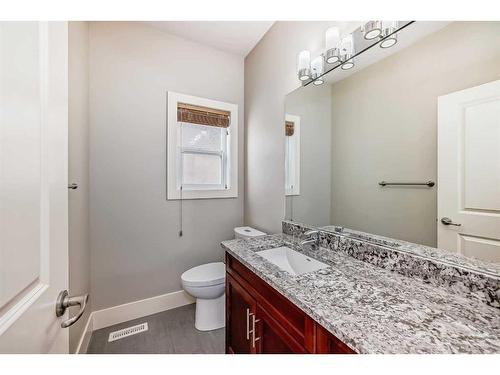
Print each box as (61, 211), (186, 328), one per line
(285, 120), (295, 136)
(177, 103), (230, 128)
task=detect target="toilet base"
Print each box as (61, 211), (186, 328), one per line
(194, 293), (225, 331)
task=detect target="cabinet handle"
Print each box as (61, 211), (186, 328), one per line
(246, 308), (251, 340)
(251, 315), (261, 348)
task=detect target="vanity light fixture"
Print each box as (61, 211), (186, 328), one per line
(340, 35), (355, 70)
(297, 50), (311, 81)
(341, 59), (354, 70)
(311, 56), (324, 85)
(324, 27), (341, 64)
(380, 21), (399, 48)
(361, 21), (382, 40)
(298, 20), (411, 86)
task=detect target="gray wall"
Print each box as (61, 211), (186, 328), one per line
(68, 21), (91, 352)
(88, 22), (244, 310)
(244, 21), (360, 234)
(330, 22), (500, 246)
(285, 84), (332, 226)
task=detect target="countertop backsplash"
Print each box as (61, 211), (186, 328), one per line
(282, 220), (500, 309)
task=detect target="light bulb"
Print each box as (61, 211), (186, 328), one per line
(311, 56), (324, 85)
(297, 50), (311, 81)
(380, 37), (397, 48)
(311, 56), (324, 75)
(325, 27), (341, 64)
(341, 60), (354, 70)
(362, 21), (382, 40)
(325, 27), (340, 50)
(340, 35), (354, 56)
(380, 21), (398, 48)
(339, 35), (355, 70)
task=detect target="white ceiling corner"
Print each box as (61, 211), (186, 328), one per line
(143, 21), (275, 57)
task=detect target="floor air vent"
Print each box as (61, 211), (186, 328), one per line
(108, 322), (148, 342)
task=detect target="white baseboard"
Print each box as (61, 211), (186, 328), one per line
(75, 313), (93, 354)
(91, 290), (195, 331)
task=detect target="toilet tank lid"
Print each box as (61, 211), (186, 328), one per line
(181, 262), (225, 287)
(234, 226), (266, 237)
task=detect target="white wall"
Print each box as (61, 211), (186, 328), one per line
(88, 22), (244, 310)
(68, 21), (91, 353)
(329, 22), (500, 247)
(244, 21), (359, 234)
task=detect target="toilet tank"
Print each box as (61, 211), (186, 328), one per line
(234, 226), (266, 240)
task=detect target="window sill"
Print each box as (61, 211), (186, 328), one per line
(167, 188), (238, 200)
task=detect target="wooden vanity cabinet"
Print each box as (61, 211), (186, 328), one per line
(254, 303), (308, 353)
(225, 273), (256, 354)
(225, 253), (356, 354)
(316, 325), (357, 354)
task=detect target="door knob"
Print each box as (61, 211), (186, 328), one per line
(56, 290), (89, 328)
(441, 217), (462, 227)
(68, 183), (78, 190)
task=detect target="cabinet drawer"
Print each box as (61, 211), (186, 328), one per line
(226, 253), (315, 352)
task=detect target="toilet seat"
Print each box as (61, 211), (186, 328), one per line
(181, 262), (225, 288)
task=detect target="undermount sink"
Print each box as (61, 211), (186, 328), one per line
(256, 246), (329, 276)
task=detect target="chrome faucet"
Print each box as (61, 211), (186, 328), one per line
(300, 230), (320, 250)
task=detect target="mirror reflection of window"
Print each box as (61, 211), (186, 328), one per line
(285, 114), (300, 196)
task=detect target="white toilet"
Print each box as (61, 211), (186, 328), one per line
(181, 226), (266, 331)
(234, 226), (266, 240)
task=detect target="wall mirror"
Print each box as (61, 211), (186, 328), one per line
(284, 21), (500, 265)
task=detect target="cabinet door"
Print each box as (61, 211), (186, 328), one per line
(255, 305), (308, 354)
(226, 274), (256, 354)
(316, 325), (356, 354)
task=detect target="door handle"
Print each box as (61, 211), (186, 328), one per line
(441, 217), (462, 227)
(56, 290), (89, 328)
(68, 183), (78, 190)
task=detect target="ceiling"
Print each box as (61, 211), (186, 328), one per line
(143, 21), (275, 57)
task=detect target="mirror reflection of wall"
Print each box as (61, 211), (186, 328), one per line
(285, 21), (500, 260)
(285, 84), (331, 227)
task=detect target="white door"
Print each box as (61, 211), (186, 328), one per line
(0, 22), (69, 353)
(438, 79), (500, 263)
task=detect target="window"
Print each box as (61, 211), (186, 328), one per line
(285, 114), (300, 196)
(167, 92), (238, 199)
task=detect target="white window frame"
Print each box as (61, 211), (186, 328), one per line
(285, 114), (300, 196)
(167, 91), (238, 199)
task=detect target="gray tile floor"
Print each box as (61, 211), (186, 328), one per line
(86, 304), (225, 354)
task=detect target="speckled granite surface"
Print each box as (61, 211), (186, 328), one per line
(221, 234), (500, 354)
(318, 224), (500, 276)
(284, 221), (500, 309)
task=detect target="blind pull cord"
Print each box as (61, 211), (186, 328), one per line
(179, 122), (183, 237)
(179, 185), (183, 237)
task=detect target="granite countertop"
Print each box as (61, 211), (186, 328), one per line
(221, 234), (500, 354)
